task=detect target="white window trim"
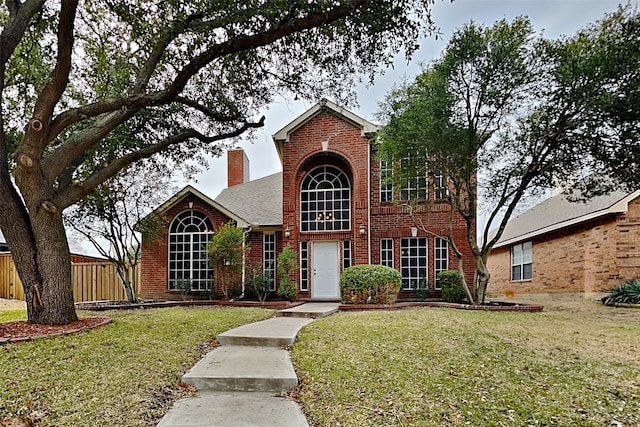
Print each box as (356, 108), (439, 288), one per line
(511, 241), (533, 281)
(263, 233), (276, 291)
(380, 238), (394, 269)
(434, 237), (448, 290)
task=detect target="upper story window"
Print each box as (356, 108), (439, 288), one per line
(380, 160), (393, 202)
(301, 166), (351, 232)
(381, 156), (442, 202)
(433, 170), (448, 200)
(168, 210), (214, 292)
(511, 241), (532, 281)
(400, 156), (428, 201)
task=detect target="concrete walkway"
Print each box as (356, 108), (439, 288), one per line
(157, 303), (340, 427)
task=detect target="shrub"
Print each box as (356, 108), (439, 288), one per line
(277, 244), (298, 301)
(208, 222), (247, 300)
(176, 279), (192, 301)
(602, 279), (640, 306)
(246, 266), (272, 303)
(340, 264), (401, 304)
(439, 270), (467, 303)
(415, 278), (430, 301)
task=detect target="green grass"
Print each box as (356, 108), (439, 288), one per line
(291, 307), (640, 426)
(0, 306), (273, 426)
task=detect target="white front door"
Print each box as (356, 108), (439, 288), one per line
(312, 241), (340, 299)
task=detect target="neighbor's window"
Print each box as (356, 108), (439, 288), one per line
(400, 237), (428, 290)
(168, 210), (214, 291)
(263, 233), (276, 291)
(300, 166), (351, 232)
(511, 241), (532, 281)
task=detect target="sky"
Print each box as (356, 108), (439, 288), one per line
(184, 0), (628, 200)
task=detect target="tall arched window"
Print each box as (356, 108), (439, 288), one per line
(301, 166), (351, 232)
(168, 210), (214, 291)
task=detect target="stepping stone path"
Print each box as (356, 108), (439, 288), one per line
(157, 303), (340, 427)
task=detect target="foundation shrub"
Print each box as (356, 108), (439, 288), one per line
(340, 264), (401, 304)
(439, 270), (467, 303)
(602, 279), (640, 305)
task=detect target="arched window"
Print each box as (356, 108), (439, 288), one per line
(301, 166), (351, 232)
(168, 210), (214, 291)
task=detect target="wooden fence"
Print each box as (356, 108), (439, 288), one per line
(0, 254), (140, 302)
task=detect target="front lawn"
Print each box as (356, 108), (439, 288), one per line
(292, 302), (640, 426)
(0, 306), (273, 426)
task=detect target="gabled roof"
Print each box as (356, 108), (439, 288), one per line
(493, 189), (640, 248)
(272, 98), (380, 163)
(215, 173), (282, 227)
(147, 185), (250, 228)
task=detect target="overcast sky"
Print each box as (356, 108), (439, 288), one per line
(185, 0), (628, 200)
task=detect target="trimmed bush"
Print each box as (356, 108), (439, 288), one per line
(340, 264), (401, 304)
(439, 270), (467, 303)
(277, 244), (298, 301)
(602, 279), (640, 306)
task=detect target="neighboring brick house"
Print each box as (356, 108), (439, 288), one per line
(139, 99), (475, 300)
(487, 190), (640, 296)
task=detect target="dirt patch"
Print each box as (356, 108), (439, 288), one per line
(0, 298), (26, 310)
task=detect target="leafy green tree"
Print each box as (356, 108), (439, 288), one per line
(378, 7), (640, 304)
(0, 1), (437, 324)
(208, 222), (247, 300)
(64, 162), (174, 302)
(277, 244), (298, 301)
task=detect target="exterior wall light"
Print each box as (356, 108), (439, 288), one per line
(188, 201), (194, 209)
(359, 223), (366, 236)
(284, 224), (291, 238)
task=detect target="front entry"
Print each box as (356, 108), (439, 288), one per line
(312, 241), (340, 299)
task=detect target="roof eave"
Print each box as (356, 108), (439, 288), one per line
(493, 190), (640, 248)
(272, 99), (380, 157)
(141, 185), (251, 229)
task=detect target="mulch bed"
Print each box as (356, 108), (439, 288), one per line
(0, 317), (111, 344)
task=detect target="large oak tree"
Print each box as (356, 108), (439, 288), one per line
(378, 7), (640, 304)
(0, 0), (437, 324)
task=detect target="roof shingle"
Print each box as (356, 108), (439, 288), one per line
(494, 189), (639, 248)
(215, 172), (282, 227)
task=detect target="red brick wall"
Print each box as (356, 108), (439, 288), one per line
(227, 149), (249, 187)
(487, 196), (640, 296)
(140, 195), (235, 300)
(141, 107), (477, 301)
(280, 109), (475, 298)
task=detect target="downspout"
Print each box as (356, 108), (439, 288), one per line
(240, 226), (252, 299)
(367, 140), (372, 264)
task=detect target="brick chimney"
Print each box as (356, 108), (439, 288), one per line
(227, 148), (250, 187)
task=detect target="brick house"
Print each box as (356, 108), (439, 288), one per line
(487, 190), (640, 296)
(139, 99), (475, 300)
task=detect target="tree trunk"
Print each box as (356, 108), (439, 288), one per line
(115, 263), (137, 303)
(473, 255), (491, 305)
(1, 153), (79, 325)
(4, 208), (78, 325)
